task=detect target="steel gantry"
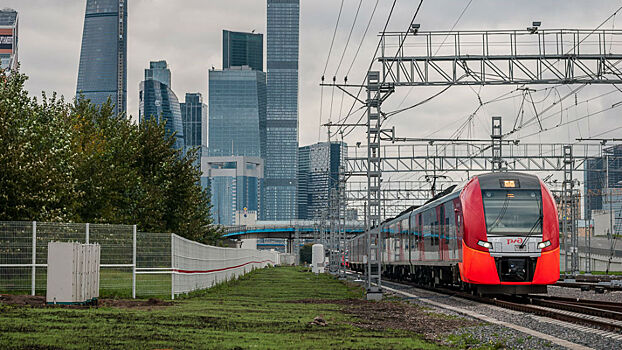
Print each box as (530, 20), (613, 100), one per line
(325, 26), (622, 291)
(364, 71), (393, 298)
(378, 29), (622, 86)
(345, 142), (609, 174)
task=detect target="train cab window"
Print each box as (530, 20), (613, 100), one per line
(482, 189), (542, 235)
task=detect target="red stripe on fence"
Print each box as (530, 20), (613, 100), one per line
(173, 260), (276, 274)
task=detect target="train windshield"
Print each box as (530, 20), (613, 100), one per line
(482, 190), (542, 235)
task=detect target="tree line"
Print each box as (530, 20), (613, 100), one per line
(0, 70), (221, 244)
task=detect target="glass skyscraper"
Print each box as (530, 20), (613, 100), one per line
(265, 0), (300, 220)
(181, 93), (207, 157)
(76, 0), (127, 116)
(208, 67), (267, 158)
(223, 30), (263, 71)
(139, 61), (185, 150)
(584, 145), (622, 219)
(297, 142), (345, 220)
(0, 9), (18, 72)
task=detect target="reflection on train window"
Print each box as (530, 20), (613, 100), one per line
(482, 190), (542, 235)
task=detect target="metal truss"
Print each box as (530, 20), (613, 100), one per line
(346, 180), (454, 201)
(345, 142), (612, 174)
(378, 29), (622, 86)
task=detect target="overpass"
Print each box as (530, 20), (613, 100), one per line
(222, 220), (365, 253)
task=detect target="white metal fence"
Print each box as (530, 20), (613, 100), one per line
(170, 234), (278, 297)
(0, 221), (278, 299)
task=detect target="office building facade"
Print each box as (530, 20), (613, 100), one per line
(208, 67), (266, 158)
(0, 9), (18, 71)
(181, 93), (207, 157)
(265, 0), (300, 220)
(76, 0), (127, 116)
(584, 144), (622, 219)
(297, 142), (345, 220)
(223, 30), (263, 71)
(139, 61), (185, 150)
(202, 156), (264, 226)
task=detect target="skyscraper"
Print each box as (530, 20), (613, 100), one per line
(297, 142), (345, 220)
(223, 30), (263, 71)
(76, 0), (127, 116)
(139, 60), (185, 150)
(208, 67), (267, 158)
(0, 9), (18, 72)
(181, 93), (208, 158)
(584, 145), (622, 219)
(202, 156), (264, 226)
(265, 0), (300, 220)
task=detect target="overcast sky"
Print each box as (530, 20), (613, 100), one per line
(5, 0), (622, 149)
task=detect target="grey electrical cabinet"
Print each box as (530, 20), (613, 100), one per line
(46, 242), (100, 305)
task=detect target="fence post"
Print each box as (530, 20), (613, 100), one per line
(31, 221), (36, 296)
(132, 225), (136, 299)
(171, 234), (175, 300)
(85, 223), (89, 244)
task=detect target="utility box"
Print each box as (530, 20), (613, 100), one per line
(46, 242), (100, 305)
(311, 244), (325, 274)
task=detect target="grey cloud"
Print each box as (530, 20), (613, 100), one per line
(4, 0), (622, 147)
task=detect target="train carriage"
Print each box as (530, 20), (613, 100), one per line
(348, 172), (560, 295)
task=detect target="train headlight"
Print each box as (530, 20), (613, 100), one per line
(477, 240), (493, 249)
(537, 240), (551, 249)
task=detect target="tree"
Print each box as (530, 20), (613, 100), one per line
(299, 244), (313, 264)
(0, 71), (76, 221)
(0, 70), (220, 244)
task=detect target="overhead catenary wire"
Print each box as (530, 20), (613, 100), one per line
(335, 0), (399, 138)
(345, 0), (380, 79)
(366, 5), (622, 208)
(511, 88), (620, 139)
(395, 0), (474, 110)
(334, 0), (363, 77)
(341, 0), (425, 137)
(517, 100), (622, 140)
(319, 0), (346, 141)
(322, 0), (345, 78)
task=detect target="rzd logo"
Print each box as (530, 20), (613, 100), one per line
(506, 238), (523, 245)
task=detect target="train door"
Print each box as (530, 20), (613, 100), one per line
(453, 198), (463, 261)
(394, 221), (401, 263)
(425, 209), (438, 261)
(439, 204), (448, 261)
(444, 201), (456, 260)
(408, 214), (414, 263)
(400, 218), (408, 263)
(386, 223), (392, 264)
(421, 212), (428, 261)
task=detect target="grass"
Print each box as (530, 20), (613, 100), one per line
(0, 267), (447, 349)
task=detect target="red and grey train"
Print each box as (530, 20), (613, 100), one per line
(348, 172), (560, 294)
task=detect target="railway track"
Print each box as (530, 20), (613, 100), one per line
(377, 276), (622, 334)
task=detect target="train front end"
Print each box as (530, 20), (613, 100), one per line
(459, 172), (560, 294)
